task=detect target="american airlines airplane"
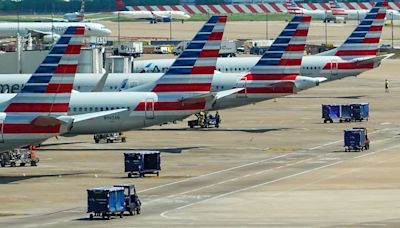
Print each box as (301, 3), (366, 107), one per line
(284, 0), (333, 21)
(329, 0), (400, 23)
(0, 22), (111, 42)
(131, 1), (390, 83)
(0, 26), (123, 152)
(0, 15), (233, 135)
(2, 16), (325, 111)
(114, 0), (190, 23)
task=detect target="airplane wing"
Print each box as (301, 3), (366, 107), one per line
(27, 29), (53, 38)
(180, 88), (244, 104)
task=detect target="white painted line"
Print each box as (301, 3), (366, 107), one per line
(161, 141), (400, 219)
(139, 154), (289, 193)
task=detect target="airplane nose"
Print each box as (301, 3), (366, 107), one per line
(184, 14), (191, 19)
(103, 28), (112, 36)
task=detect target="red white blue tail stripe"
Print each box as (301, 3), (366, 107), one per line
(284, 0), (303, 15)
(134, 15), (226, 111)
(334, 1), (387, 59)
(330, 0), (348, 17)
(3, 26), (84, 134)
(239, 16), (310, 95)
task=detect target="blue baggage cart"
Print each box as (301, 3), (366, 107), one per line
(114, 184), (141, 216)
(87, 187), (125, 220)
(344, 129), (366, 152)
(322, 104), (341, 123)
(340, 104), (352, 122)
(124, 151), (161, 178)
(351, 103), (369, 121)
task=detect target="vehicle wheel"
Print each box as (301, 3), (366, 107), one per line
(190, 125), (194, 128)
(106, 139), (110, 143)
(95, 140), (99, 144)
(330, 120), (333, 123)
(339, 119), (343, 123)
(31, 161), (37, 166)
(128, 173), (132, 178)
(20, 163), (25, 167)
(323, 120), (327, 123)
(136, 208), (141, 215)
(0, 160), (4, 167)
(129, 210), (133, 216)
(157, 172), (159, 177)
(90, 214), (94, 220)
(122, 138), (126, 143)
(102, 213), (106, 219)
(10, 162), (16, 167)
(120, 212), (123, 218)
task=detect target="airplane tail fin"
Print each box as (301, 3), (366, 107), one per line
(241, 15), (311, 94)
(284, 0), (301, 11)
(329, 0), (348, 17)
(151, 15), (226, 95)
(4, 27), (85, 117)
(331, 0), (388, 59)
(115, 0), (127, 11)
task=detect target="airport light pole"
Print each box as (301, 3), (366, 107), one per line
(118, 11), (121, 44)
(324, 11), (328, 46)
(265, 13), (268, 40)
(392, 12), (394, 49)
(169, 12), (172, 40)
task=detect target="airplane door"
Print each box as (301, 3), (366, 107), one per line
(331, 60), (338, 76)
(236, 78), (247, 98)
(145, 98), (155, 119)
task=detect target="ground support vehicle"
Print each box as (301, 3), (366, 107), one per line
(124, 151), (161, 178)
(113, 184), (141, 215)
(188, 113), (221, 128)
(87, 187), (125, 220)
(0, 148), (39, 167)
(94, 132), (126, 143)
(344, 128), (369, 152)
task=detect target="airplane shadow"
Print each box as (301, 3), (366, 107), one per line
(36, 146), (199, 154)
(0, 172), (86, 184)
(284, 95), (365, 99)
(140, 128), (290, 134)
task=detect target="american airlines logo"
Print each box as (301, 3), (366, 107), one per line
(0, 84), (22, 93)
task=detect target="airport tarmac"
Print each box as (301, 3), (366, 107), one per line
(0, 56), (400, 227)
(103, 20), (400, 47)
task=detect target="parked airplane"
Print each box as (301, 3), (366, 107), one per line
(0, 26), (123, 152)
(0, 22), (111, 42)
(114, 0), (190, 23)
(0, 16), (323, 133)
(284, 0), (333, 21)
(132, 1), (390, 82)
(329, 0), (400, 23)
(0, 15), (231, 135)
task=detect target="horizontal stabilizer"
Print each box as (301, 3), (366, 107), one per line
(58, 108), (128, 123)
(180, 88), (244, 104)
(351, 53), (394, 64)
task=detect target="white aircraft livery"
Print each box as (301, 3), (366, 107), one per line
(131, 1), (390, 83)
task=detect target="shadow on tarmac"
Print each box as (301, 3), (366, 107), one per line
(37, 146), (199, 154)
(0, 172), (86, 184)
(284, 95), (365, 99)
(140, 128), (290, 134)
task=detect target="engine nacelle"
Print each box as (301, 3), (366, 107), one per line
(160, 17), (172, 22)
(42, 34), (61, 44)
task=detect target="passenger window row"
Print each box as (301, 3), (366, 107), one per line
(69, 107), (130, 112)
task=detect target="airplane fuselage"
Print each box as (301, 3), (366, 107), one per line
(0, 22), (111, 37)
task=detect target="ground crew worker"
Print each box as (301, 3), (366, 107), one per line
(199, 111), (205, 127)
(385, 79), (389, 92)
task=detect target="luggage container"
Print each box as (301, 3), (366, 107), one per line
(351, 103), (369, 122)
(124, 151), (161, 178)
(322, 104), (341, 123)
(87, 187), (125, 220)
(340, 104), (352, 122)
(344, 128), (367, 152)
